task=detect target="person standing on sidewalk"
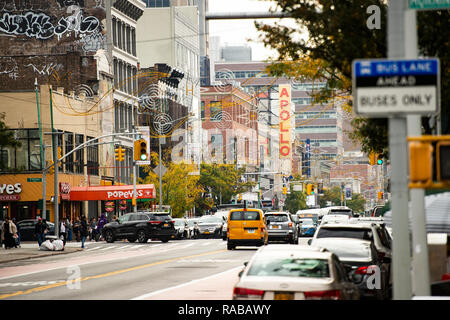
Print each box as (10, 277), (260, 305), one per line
(34, 218), (45, 247)
(12, 218), (20, 248)
(80, 216), (88, 249)
(1, 217), (17, 249)
(73, 217), (81, 242)
(60, 220), (67, 245)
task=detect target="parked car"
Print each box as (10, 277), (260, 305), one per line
(186, 218), (199, 239)
(233, 244), (360, 300)
(102, 212), (176, 243)
(310, 238), (390, 300)
(197, 215), (224, 239)
(299, 218), (317, 237)
(16, 219), (55, 241)
(264, 212), (298, 244)
(227, 208), (268, 250)
(173, 218), (187, 239)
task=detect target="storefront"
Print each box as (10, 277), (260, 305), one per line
(0, 173), (84, 222)
(70, 184), (156, 219)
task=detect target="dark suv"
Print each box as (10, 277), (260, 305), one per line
(102, 212), (176, 243)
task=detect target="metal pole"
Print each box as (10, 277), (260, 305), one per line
(53, 133), (59, 238)
(42, 145), (46, 220)
(35, 79), (44, 170)
(405, 4), (430, 296)
(388, 0), (412, 300)
(159, 135), (162, 210)
(132, 109), (137, 213)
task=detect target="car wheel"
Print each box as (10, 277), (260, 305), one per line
(137, 230), (148, 243)
(104, 230), (114, 243)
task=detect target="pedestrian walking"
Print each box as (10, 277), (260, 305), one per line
(80, 216), (88, 249)
(73, 217), (81, 242)
(12, 218), (20, 248)
(67, 218), (73, 241)
(34, 218), (45, 246)
(89, 217), (97, 241)
(60, 220), (67, 245)
(96, 214), (108, 241)
(1, 217), (18, 249)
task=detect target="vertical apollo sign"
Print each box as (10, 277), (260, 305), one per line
(279, 85), (291, 159)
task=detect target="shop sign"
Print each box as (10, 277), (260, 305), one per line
(0, 183), (22, 201)
(60, 182), (71, 200)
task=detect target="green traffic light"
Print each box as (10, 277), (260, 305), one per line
(377, 159), (383, 165)
(140, 153), (147, 161)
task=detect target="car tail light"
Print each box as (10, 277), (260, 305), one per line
(288, 222), (293, 227)
(233, 287), (264, 299)
(355, 265), (377, 275)
(304, 290), (341, 300)
(148, 221), (160, 224)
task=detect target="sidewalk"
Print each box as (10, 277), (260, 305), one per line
(0, 242), (83, 264)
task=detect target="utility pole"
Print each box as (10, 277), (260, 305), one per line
(405, 2), (430, 296)
(387, 0), (412, 300)
(42, 145), (46, 220)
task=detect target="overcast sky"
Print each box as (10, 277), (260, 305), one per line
(207, 0), (287, 61)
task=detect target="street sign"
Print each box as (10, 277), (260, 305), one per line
(154, 163), (167, 176)
(27, 178), (42, 182)
(409, 0), (450, 10)
(352, 58), (440, 116)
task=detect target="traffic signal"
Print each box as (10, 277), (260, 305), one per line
(57, 146), (62, 160)
(378, 191), (384, 200)
(134, 139), (148, 161)
(306, 184), (313, 195)
(369, 152), (376, 165)
(282, 187), (287, 195)
(437, 141), (450, 181)
(48, 160), (54, 174)
(409, 141), (433, 183)
(115, 146), (125, 162)
(376, 153), (383, 165)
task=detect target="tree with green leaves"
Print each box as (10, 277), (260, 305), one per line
(319, 186), (366, 213)
(198, 163), (256, 206)
(256, 0), (449, 157)
(140, 151), (203, 218)
(283, 185), (308, 214)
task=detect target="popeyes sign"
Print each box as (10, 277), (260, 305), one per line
(0, 183), (22, 201)
(279, 84), (292, 158)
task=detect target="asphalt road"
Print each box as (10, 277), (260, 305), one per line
(0, 237), (311, 300)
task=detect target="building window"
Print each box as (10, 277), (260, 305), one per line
(86, 136), (99, 176)
(131, 28), (136, 56)
(0, 129), (41, 172)
(75, 134), (84, 174)
(201, 101), (205, 120)
(210, 101), (222, 122)
(144, 0), (171, 8)
(112, 18), (117, 47)
(64, 132), (74, 173)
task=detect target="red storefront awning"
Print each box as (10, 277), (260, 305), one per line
(70, 184), (155, 201)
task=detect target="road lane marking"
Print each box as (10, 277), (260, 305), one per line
(0, 249), (227, 300)
(85, 247), (101, 252)
(131, 266), (242, 300)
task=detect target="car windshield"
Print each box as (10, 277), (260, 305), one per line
(316, 241), (373, 261)
(149, 214), (171, 221)
(265, 214), (289, 223)
(247, 257), (330, 278)
(298, 214), (318, 224)
(329, 209), (352, 216)
(300, 219), (314, 225)
(198, 216), (222, 224)
(229, 211), (260, 221)
(316, 227), (373, 241)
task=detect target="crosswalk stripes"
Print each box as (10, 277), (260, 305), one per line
(81, 240), (225, 254)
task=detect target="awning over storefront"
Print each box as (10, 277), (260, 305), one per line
(70, 184), (156, 201)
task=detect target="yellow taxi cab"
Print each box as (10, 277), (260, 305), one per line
(227, 208), (268, 250)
